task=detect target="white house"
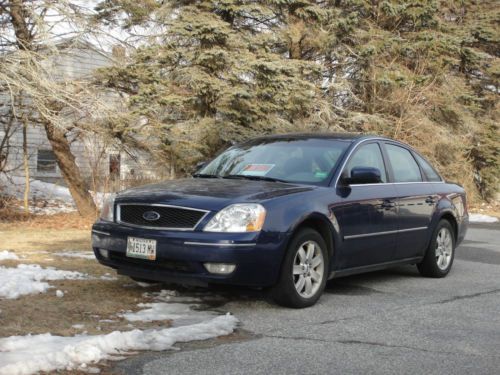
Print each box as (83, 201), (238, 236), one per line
(0, 39), (162, 190)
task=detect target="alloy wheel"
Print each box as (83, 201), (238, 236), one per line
(292, 240), (325, 298)
(435, 227), (453, 270)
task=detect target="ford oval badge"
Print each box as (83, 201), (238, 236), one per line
(143, 211), (161, 221)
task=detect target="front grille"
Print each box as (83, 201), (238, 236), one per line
(117, 204), (208, 229)
(109, 251), (193, 273)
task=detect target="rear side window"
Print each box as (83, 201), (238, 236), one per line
(385, 144), (422, 182)
(414, 153), (442, 182)
(346, 143), (387, 182)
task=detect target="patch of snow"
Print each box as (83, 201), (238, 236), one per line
(120, 303), (215, 326)
(135, 281), (159, 287)
(469, 213), (499, 223)
(1, 175), (73, 202)
(56, 290), (64, 298)
(142, 289), (217, 304)
(99, 274), (117, 281)
(0, 251), (19, 261)
(19, 201), (77, 215)
(0, 314), (238, 375)
(84, 366), (101, 374)
(1, 175), (113, 215)
(140, 289), (179, 300)
(54, 251), (96, 260)
(0, 264), (87, 299)
(72, 324), (85, 330)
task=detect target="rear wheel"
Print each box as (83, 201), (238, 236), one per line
(271, 228), (328, 308)
(417, 220), (455, 278)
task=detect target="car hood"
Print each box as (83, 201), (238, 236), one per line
(115, 178), (315, 211)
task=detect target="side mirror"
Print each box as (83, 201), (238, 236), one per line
(194, 161), (207, 173)
(345, 167), (382, 184)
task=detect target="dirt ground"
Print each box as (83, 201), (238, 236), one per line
(0, 222), (170, 339)
(0, 213), (244, 374)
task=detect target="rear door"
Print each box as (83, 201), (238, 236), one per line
(382, 143), (437, 259)
(332, 142), (398, 269)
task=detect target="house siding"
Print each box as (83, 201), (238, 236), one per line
(1, 43), (162, 188)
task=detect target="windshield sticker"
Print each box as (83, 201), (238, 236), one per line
(240, 164), (275, 176)
(314, 171), (328, 179)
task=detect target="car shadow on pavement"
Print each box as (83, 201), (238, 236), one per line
(324, 265), (420, 295)
(147, 265), (422, 308)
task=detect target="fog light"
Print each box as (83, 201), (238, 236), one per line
(99, 249), (109, 259)
(204, 263), (236, 275)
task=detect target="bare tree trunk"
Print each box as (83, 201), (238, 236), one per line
(43, 122), (97, 217)
(6, 0), (98, 218)
(22, 116), (30, 213)
(9, 0), (32, 51)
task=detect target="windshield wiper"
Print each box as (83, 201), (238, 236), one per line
(192, 173), (220, 178)
(222, 175), (288, 183)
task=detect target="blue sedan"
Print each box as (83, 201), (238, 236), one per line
(92, 134), (468, 308)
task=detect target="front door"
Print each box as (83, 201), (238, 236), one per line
(332, 142), (398, 269)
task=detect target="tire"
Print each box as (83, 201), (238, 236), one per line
(271, 228), (329, 308)
(417, 220), (455, 278)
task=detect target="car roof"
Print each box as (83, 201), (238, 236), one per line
(250, 132), (388, 142)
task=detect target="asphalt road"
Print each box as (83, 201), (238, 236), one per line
(116, 223), (500, 375)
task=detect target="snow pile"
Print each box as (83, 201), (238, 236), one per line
(135, 280), (159, 288)
(0, 174), (111, 214)
(0, 175), (73, 202)
(54, 251), (96, 260)
(99, 273), (117, 281)
(0, 264), (87, 299)
(0, 314), (238, 375)
(0, 251), (19, 261)
(22, 200), (76, 215)
(120, 303), (216, 327)
(469, 213), (499, 223)
(142, 289), (226, 305)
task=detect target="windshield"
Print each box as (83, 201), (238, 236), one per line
(197, 138), (350, 185)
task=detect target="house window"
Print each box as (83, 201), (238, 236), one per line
(37, 149), (57, 173)
(109, 154), (121, 180)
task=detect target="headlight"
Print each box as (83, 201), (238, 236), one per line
(204, 203), (266, 232)
(100, 194), (116, 222)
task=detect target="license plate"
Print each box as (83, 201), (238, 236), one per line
(126, 237), (157, 260)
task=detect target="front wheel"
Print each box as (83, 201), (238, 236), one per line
(270, 228), (329, 308)
(417, 220), (455, 278)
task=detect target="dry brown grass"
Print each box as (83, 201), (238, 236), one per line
(0, 221), (244, 374)
(469, 200), (500, 219)
(0, 226), (168, 338)
(0, 209), (95, 230)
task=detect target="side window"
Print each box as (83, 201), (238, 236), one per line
(346, 143), (387, 183)
(385, 144), (422, 182)
(414, 153), (442, 182)
(37, 149), (57, 173)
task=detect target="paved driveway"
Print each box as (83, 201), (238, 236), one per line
(117, 223), (500, 375)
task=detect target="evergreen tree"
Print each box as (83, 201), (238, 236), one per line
(96, 0), (499, 199)
(97, 0), (328, 175)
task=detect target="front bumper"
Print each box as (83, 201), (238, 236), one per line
(91, 221), (288, 287)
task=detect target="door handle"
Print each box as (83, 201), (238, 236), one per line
(381, 200), (396, 210)
(425, 196), (436, 205)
